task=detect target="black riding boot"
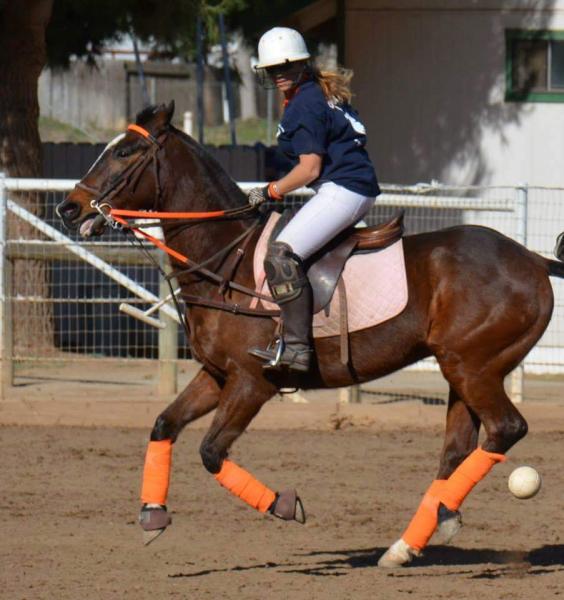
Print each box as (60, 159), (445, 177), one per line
(249, 241), (313, 372)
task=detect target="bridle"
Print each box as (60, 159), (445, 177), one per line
(71, 121), (279, 320)
(75, 123), (167, 231)
(76, 123), (256, 231)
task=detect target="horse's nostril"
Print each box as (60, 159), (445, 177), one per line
(56, 200), (80, 221)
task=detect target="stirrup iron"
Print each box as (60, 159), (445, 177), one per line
(267, 336), (285, 368)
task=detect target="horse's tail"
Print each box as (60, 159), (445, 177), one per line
(544, 232), (564, 278)
(547, 259), (564, 279)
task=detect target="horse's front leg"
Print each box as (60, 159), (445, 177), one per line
(199, 366), (305, 523)
(139, 367), (222, 544)
(379, 387), (480, 567)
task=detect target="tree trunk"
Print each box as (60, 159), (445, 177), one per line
(0, 0), (54, 357)
(234, 32), (258, 121)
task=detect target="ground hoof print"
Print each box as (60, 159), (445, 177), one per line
(271, 489), (306, 524)
(437, 504), (462, 544)
(139, 504), (172, 546)
(377, 539), (420, 568)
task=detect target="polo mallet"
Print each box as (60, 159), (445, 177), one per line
(119, 289), (181, 329)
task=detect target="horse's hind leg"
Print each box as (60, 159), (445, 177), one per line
(378, 386), (482, 567)
(379, 361), (527, 566)
(436, 387), (481, 543)
(139, 367), (222, 544)
(379, 375), (523, 568)
(199, 367), (304, 523)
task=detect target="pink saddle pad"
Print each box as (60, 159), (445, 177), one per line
(252, 213), (409, 338)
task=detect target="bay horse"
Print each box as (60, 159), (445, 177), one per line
(56, 102), (564, 567)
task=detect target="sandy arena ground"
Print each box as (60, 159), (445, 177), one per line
(1, 360), (563, 599)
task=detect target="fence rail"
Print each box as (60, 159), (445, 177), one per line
(1, 176), (563, 402)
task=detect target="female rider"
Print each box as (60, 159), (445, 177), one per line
(247, 27), (380, 373)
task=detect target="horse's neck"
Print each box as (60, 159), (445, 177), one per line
(160, 133), (250, 267)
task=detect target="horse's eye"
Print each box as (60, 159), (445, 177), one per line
(116, 148), (130, 158)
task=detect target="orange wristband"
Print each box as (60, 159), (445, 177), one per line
(268, 181), (284, 201)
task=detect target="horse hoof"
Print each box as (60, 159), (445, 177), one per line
(143, 528), (166, 546)
(139, 504), (171, 546)
(437, 505), (462, 544)
(271, 489), (306, 524)
(378, 539), (419, 568)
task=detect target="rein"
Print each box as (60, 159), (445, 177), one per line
(83, 123), (279, 319)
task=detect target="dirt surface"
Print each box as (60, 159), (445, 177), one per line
(2, 363), (564, 599)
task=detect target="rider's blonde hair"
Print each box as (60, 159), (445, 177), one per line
(310, 66), (353, 104)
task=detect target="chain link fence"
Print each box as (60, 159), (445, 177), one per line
(1, 177), (562, 400)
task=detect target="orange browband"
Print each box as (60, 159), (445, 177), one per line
(127, 124), (153, 139)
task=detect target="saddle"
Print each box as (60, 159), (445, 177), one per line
(269, 208), (405, 313)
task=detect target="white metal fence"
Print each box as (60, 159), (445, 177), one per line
(1, 177), (563, 400)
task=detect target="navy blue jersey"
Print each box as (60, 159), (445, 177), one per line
(276, 80), (380, 197)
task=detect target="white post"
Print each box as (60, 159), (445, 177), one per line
(222, 83), (229, 124)
(158, 256), (178, 397)
(266, 87), (274, 145)
(511, 184), (528, 404)
(183, 111), (193, 137)
(0, 173), (13, 396)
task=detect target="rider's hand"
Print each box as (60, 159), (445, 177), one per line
(247, 182), (284, 207)
(247, 185), (270, 207)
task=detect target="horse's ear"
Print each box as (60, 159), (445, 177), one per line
(165, 100), (175, 124)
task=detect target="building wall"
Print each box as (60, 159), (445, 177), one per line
(345, 0), (563, 186)
(346, 1), (564, 360)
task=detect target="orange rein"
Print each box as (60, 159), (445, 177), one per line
(110, 208), (227, 220)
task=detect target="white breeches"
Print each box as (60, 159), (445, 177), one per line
(276, 181), (375, 259)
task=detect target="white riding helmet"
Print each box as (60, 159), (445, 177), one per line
(255, 27), (311, 69)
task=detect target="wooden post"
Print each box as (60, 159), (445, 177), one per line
(510, 184), (528, 404)
(339, 384), (361, 404)
(158, 256), (178, 397)
(510, 367), (524, 405)
(218, 13), (237, 145)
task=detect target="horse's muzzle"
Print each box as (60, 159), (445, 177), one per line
(56, 198), (81, 228)
(77, 213), (108, 238)
(56, 198), (107, 237)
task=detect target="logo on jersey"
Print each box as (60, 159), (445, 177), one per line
(327, 102), (367, 145)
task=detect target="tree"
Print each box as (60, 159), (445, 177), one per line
(0, 0), (244, 357)
(0, 0), (55, 356)
(46, 0), (246, 67)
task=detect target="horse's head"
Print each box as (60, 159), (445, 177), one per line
(56, 101), (175, 237)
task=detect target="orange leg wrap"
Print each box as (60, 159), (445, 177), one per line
(214, 459), (276, 513)
(140, 440), (172, 505)
(402, 479), (446, 551)
(440, 447), (505, 511)
(402, 447), (506, 551)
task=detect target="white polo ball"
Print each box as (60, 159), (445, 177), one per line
(508, 466), (542, 499)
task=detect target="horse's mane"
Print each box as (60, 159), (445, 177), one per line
(135, 104), (247, 208)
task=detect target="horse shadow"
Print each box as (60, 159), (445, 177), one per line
(168, 545), (564, 579)
(284, 544), (564, 576)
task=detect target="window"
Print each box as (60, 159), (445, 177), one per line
(506, 30), (564, 102)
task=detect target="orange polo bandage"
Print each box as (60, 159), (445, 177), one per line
(402, 479), (446, 551)
(214, 459), (276, 513)
(402, 447), (506, 551)
(141, 440), (173, 505)
(440, 447), (506, 511)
